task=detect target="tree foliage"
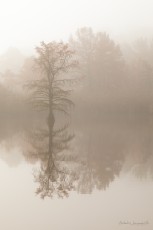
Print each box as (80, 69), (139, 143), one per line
(26, 41), (78, 116)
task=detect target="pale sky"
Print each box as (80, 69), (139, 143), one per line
(0, 0), (153, 54)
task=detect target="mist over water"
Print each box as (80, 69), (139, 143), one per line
(0, 0), (153, 229)
(0, 103), (153, 229)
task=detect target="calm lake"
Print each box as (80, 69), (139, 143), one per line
(0, 115), (153, 230)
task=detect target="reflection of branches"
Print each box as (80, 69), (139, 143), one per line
(77, 153), (123, 193)
(24, 120), (127, 197)
(34, 162), (76, 199)
(73, 124), (126, 194)
(25, 121), (80, 199)
(24, 116), (153, 198)
(24, 118), (153, 197)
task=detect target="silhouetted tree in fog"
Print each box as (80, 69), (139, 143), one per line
(26, 41), (78, 118)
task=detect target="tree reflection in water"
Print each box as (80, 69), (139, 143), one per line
(0, 114), (153, 198)
(25, 120), (81, 199)
(24, 119), (132, 198)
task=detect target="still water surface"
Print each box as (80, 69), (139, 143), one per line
(0, 118), (153, 230)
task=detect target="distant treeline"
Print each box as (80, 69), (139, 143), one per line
(0, 27), (153, 121)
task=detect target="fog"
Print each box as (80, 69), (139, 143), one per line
(0, 0), (153, 229)
(0, 0), (153, 54)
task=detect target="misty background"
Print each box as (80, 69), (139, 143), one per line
(0, 1), (153, 230)
(0, 0), (153, 198)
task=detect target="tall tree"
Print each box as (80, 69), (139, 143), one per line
(26, 41), (78, 122)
